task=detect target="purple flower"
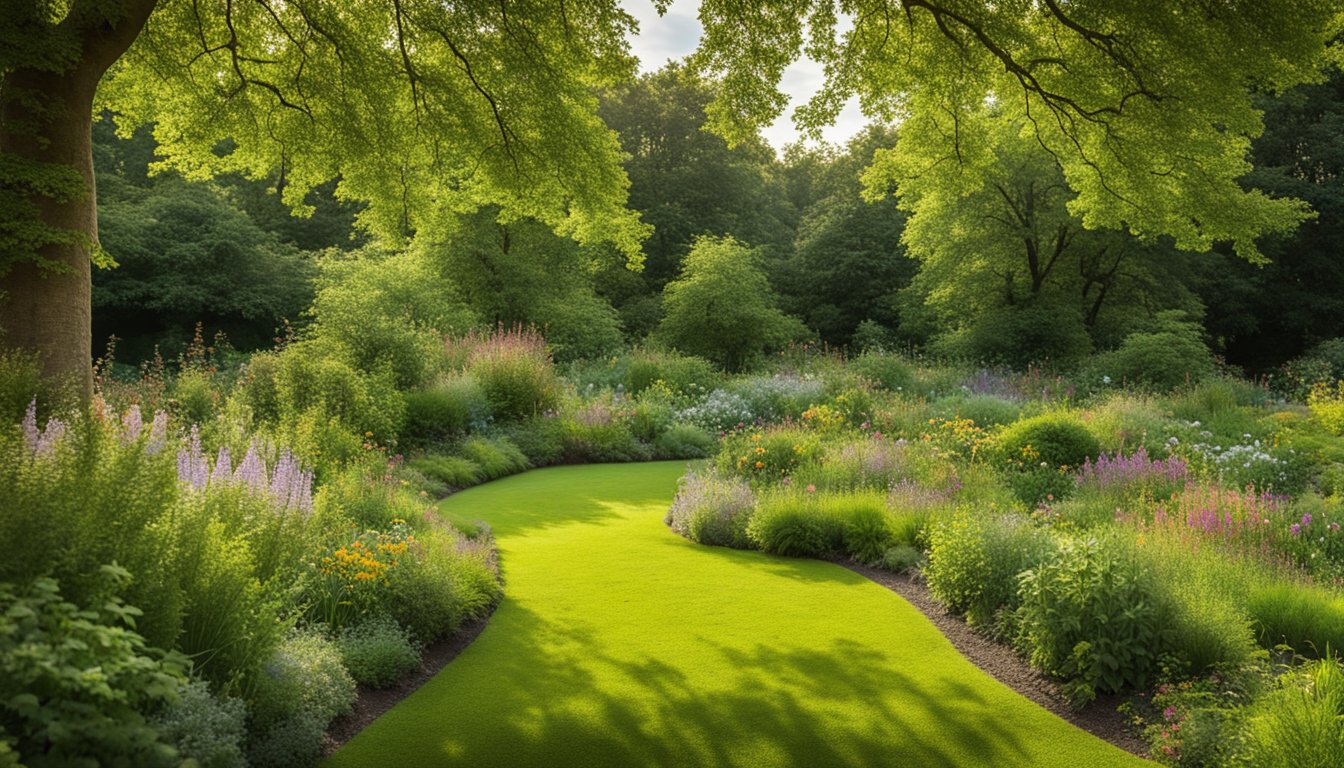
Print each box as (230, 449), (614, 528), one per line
(146, 411), (168, 455)
(1162, 706), (1178, 721)
(1291, 523), (1302, 537)
(21, 399), (38, 452)
(1301, 513), (1313, 528)
(120, 405), (143, 443)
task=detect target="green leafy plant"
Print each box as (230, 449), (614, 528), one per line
(925, 511), (1052, 627)
(336, 616), (421, 688)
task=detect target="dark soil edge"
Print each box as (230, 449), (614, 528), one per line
(322, 609), (495, 755)
(837, 559), (1150, 758)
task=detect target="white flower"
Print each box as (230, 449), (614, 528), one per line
(1102, 375), (1112, 385)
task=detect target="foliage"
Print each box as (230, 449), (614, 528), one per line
(453, 325), (561, 421)
(1308, 382), (1344, 436)
(1239, 658), (1344, 768)
(308, 249), (476, 389)
(1246, 583), (1344, 660)
(849, 351), (914, 392)
(0, 569), (186, 768)
(457, 436), (530, 481)
(665, 471), (756, 549)
(1016, 536), (1168, 704)
(383, 525), (502, 645)
(336, 616), (422, 688)
(409, 455), (484, 490)
(622, 348), (720, 398)
(152, 681), (248, 768)
(1090, 312), (1218, 392)
(998, 412), (1102, 472)
(715, 426), (824, 484)
(245, 630), (355, 768)
(651, 423), (717, 460)
(925, 512), (1053, 628)
(746, 491), (846, 558)
(676, 389), (756, 433)
(402, 376), (491, 446)
(656, 236), (808, 372)
(308, 522), (415, 631)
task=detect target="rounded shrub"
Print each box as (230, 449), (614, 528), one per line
(1247, 582), (1344, 659)
(937, 299), (1092, 368)
(153, 681), (248, 768)
(652, 423), (716, 459)
(665, 471), (756, 549)
(1089, 311), (1216, 392)
(850, 351), (914, 392)
(336, 616), (421, 688)
(747, 492), (845, 557)
(460, 326), (560, 421)
(997, 412), (1101, 472)
(402, 377), (490, 445)
(623, 349), (720, 397)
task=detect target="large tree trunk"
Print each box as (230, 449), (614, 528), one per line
(0, 0), (156, 401)
(0, 68), (101, 400)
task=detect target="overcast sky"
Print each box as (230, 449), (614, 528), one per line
(622, 0), (867, 152)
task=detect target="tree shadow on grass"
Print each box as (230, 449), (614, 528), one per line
(330, 601), (1055, 768)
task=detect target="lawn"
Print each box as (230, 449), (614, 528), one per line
(325, 461), (1149, 768)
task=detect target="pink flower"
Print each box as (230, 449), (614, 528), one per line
(805, 484), (816, 494)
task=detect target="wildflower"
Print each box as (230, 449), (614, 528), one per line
(805, 484), (816, 494)
(1291, 523), (1302, 537)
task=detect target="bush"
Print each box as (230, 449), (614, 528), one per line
(652, 423), (716, 459)
(409, 454), (484, 489)
(1016, 536), (1168, 704)
(172, 369), (218, 426)
(271, 343), (405, 445)
(336, 616), (421, 688)
(1090, 312), (1216, 392)
(308, 249), (477, 389)
(937, 394), (1021, 428)
(402, 377), (490, 445)
(881, 545), (923, 572)
(1247, 582), (1344, 659)
(1308, 382), (1344, 436)
(850, 351), (914, 392)
(997, 412), (1101, 472)
(937, 298), (1092, 369)
(665, 471), (756, 549)
(500, 417), (565, 466)
(457, 325), (560, 421)
(246, 630), (355, 768)
(715, 426), (824, 484)
(1138, 542), (1258, 674)
(728, 375), (826, 422)
(747, 492), (845, 557)
(801, 438), (910, 493)
(677, 389), (756, 433)
(457, 435), (529, 480)
(384, 525), (502, 645)
(1239, 658), (1344, 768)
(0, 570), (187, 768)
(153, 681), (248, 768)
(623, 349), (719, 397)
(925, 512), (1052, 627)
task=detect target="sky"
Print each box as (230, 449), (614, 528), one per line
(621, 0), (867, 152)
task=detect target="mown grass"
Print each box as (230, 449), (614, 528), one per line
(325, 462), (1149, 768)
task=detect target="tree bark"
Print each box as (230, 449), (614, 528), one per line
(0, 0), (157, 400)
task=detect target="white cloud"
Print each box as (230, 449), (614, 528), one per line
(623, 0), (866, 152)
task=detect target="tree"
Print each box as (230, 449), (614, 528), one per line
(656, 236), (806, 372)
(697, 1), (1336, 257)
(427, 208), (624, 362)
(776, 126), (912, 347)
(875, 103), (1205, 364)
(1, 1), (647, 397)
(4, 1), (1339, 394)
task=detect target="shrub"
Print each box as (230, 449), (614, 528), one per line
(665, 471), (756, 549)
(728, 375), (826, 422)
(715, 426), (824, 484)
(1136, 541), (1258, 674)
(1247, 582), (1344, 659)
(936, 298), (1093, 369)
(271, 343), (405, 445)
(307, 522), (417, 630)
(801, 438), (910, 493)
(246, 630), (355, 768)
(1, 411), (185, 649)
(500, 417), (565, 466)
(336, 616), (421, 688)
(881, 545), (923, 572)
(1016, 536), (1168, 704)
(457, 435), (529, 480)
(850, 351), (914, 392)
(839, 498), (896, 565)
(747, 491), (845, 557)
(308, 249), (477, 389)
(937, 394), (1021, 428)
(997, 412), (1101, 472)
(925, 512), (1052, 627)
(623, 349), (720, 397)
(1090, 312), (1216, 392)
(652, 423), (716, 459)
(402, 377), (490, 445)
(1308, 382), (1344, 436)
(1239, 658), (1344, 768)
(1083, 392), (1172, 456)
(456, 325), (560, 420)
(0, 570), (187, 768)
(172, 369), (218, 426)
(409, 454), (484, 489)
(677, 389), (756, 433)
(153, 681), (248, 768)
(384, 525), (502, 645)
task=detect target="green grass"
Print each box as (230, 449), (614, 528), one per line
(325, 462), (1149, 768)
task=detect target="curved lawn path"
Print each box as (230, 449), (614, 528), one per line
(325, 462), (1150, 768)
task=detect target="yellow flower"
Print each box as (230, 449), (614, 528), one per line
(754, 461), (765, 469)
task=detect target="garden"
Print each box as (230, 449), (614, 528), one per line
(6, 2), (1344, 767)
